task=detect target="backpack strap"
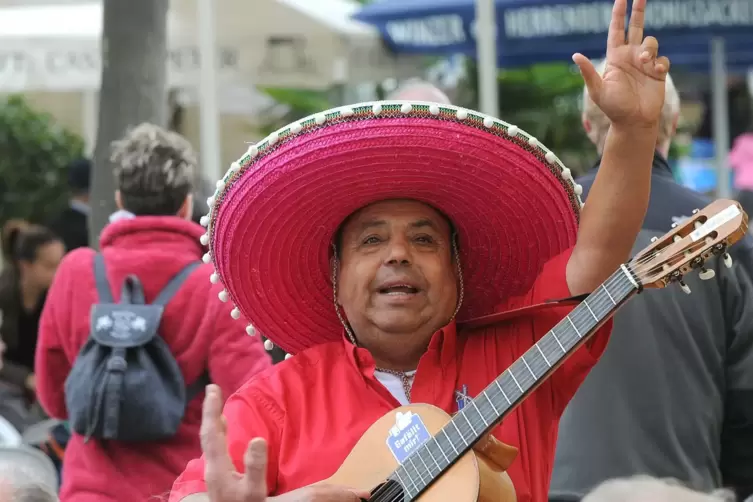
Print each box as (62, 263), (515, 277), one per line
(151, 261), (212, 400)
(151, 262), (202, 307)
(93, 254), (115, 303)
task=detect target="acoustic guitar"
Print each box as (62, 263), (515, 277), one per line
(319, 199), (749, 502)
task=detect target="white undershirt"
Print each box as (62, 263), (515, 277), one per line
(373, 370), (416, 406)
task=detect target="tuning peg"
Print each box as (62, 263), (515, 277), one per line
(723, 253), (733, 269)
(671, 222), (678, 228)
(692, 208), (699, 214)
(679, 281), (691, 294)
(698, 268), (716, 280)
(651, 236), (658, 242)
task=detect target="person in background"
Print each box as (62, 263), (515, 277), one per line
(46, 158), (91, 252)
(0, 445), (59, 502)
(0, 222), (64, 433)
(729, 129), (753, 219)
(549, 64), (753, 502)
(386, 78), (452, 104)
(582, 476), (735, 502)
(35, 123), (272, 502)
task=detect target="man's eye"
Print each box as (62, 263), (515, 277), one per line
(363, 236), (381, 245)
(415, 235), (434, 243)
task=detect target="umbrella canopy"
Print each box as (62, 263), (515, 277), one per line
(354, 0), (753, 72)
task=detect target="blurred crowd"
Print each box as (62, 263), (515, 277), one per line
(0, 74), (751, 502)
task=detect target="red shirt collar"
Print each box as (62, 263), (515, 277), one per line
(342, 320), (460, 378)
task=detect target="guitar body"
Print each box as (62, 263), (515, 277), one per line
(322, 404), (518, 501)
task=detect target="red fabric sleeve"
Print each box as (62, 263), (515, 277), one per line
(35, 252), (76, 419)
(170, 385), (283, 501)
(207, 282), (272, 398)
(526, 246), (613, 416)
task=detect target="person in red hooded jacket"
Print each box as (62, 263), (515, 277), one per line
(35, 123), (272, 502)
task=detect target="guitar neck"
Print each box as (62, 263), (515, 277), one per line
(389, 265), (640, 500)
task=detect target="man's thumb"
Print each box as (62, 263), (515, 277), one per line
(243, 438), (268, 499)
(572, 53), (602, 100)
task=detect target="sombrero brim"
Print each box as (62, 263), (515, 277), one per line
(203, 102), (582, 355)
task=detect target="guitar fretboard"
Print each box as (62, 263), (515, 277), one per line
(388, 265), (639, 500)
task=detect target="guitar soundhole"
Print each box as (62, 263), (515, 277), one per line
(369, 479), (406, 502)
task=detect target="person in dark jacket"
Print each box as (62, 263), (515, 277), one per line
(46, 158), (91, 252)
(0, 222), (65, 432)
(550, 63), (753, 501)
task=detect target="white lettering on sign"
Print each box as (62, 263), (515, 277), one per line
(690, 204), (741, 242)
(504, 0), (753, 39)
(385, 14), (467, 46)
(0, 45), (240, 92)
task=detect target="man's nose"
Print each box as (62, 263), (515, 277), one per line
(384, 239), (412, 265)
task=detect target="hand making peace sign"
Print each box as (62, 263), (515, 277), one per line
(573, 0), (670, 129)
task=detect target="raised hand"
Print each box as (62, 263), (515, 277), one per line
(200, 385), (369, 502)
(573, 0), (670, 129)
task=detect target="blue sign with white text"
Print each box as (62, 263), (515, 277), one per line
(386, 411), (432, 464)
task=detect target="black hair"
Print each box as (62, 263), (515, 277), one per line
(2, 222), (61, 266)
(67, 157), (92, 194)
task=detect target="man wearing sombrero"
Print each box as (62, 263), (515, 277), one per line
(172, 0), (670, 500)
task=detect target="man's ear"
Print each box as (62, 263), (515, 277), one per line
(115, 190), (124, 210)
(582, 116), (592, 134)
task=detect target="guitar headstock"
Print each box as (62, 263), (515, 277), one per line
(628, 199), (748, 293)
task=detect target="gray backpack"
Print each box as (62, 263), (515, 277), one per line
(65, 254), (209, 442)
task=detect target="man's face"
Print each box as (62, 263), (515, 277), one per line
(337, 199), (458, 342)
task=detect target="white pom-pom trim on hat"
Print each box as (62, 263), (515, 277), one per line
(200, 234), (209, 246)
(246, 324), (256, 336)
(285, 353), (293, 360)
(210, 272), (219, 284)
(230, 307), (241, 319)
(203, 100), (586, 338)
(264, 339), (274, 351)
(218, 290), (229, 302)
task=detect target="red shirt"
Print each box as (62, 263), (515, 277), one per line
(170, 246), (611, 502)
(36, 217), (272, 502)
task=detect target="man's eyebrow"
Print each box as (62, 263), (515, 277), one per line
(357, 219), (387, 232)
(410, 218), (439, 230)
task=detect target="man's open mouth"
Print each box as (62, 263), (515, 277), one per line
(378, 285), (420, 295)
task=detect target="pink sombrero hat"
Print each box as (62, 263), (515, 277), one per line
(200, 101), (583, 356)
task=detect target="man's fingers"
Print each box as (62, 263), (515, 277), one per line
(627, 0), (647, 45)
(200, 385), (236, 482)
(572, 53), (602, 101)
(242, 438), (268, 500)
(606, 0), (628, 50)
(639, 36), (659, 63)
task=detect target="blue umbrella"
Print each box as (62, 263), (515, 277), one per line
(355, 0), (753, 70)
(355, 0), (753, 197)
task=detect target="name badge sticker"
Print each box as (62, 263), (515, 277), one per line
(386, 411), (432, 464)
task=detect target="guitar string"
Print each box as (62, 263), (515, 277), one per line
(370, 241), (725, 502)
